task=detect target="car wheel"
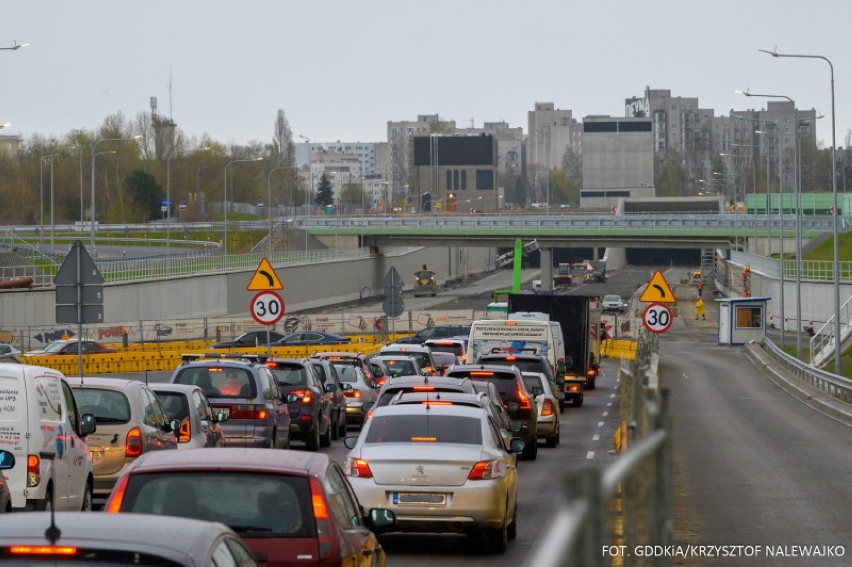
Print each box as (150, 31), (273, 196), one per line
(330, 411), (340, 441)
(81, 480), (93, 511)
(587, 379), (596, 391)
(305, 422), (321, 451)
(574, 395), (584, 408)
(546, 429), (558, 448)
(338, 412), (348, 438)
(508, 502), (518, 540)
(28, 485), (52, 511)
(522, 437), (538, 461)
(486, 514), (509, 553)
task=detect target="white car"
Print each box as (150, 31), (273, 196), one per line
(601, 294), (626, 313)
(521, 371), (561, 447)
(343, 403), (524, 553)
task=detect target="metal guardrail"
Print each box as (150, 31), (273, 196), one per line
(762, 337), (852, 403)
(529, 336), (673, 567)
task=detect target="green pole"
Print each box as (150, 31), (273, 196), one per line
(512, 238), (522, 293)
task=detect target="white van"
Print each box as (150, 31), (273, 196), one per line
(0, 363), (96, 510)
(468, 316), (566, 375)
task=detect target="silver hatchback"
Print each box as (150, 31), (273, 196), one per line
(151, 383), (226, 449)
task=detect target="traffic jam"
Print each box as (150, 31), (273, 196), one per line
(0, 296), (613, 566)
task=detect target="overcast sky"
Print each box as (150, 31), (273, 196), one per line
(3, 1), (851, 148)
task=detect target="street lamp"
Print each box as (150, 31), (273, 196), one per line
(760, 48), (841, 374)
(267, 165), (296, 255)
(90, 136), (141, 250)
(223, 157), (263, 256)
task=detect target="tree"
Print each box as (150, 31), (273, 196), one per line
(123, 169), (164, 221)
(561, 149), (583, 188)
(654, 148), (689, 197)
(340, 181), (366, 212)
(272, 110), (294, 166)
(315, 173), (334, 208)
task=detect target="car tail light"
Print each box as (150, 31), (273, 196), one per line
(469, 371), (495, 377)
(310, 477), (338, 560)
(228, 404), (269, 419)
(104, 475), (129, 513)
(587, 368), (597, 378)
(517, 385), (531, 410)
(504, 355), (517, 361)
(126, 427), (143, 458)
(178, 419), (191, 443)
(345, 457), (373, 478)
(26, 455), (39, 487)
(567, 383), (581, 393)
(343, 389), (361, 398)
(9, 546), (78, 556)
(468, 459), (505, 480)
(413, 386), (435, 391)
(542, 399), (555, 416)
(291, 389), (312, 404)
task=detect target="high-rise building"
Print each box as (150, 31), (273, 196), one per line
(526, 103), (582, 203)
(387, 115), (456, 209)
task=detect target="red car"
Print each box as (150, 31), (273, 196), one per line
(25, 338), (117, 356)
(105, 448), (395, 567)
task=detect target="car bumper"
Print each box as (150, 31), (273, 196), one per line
(536, 414), (558, 437)
(348, 477), (511, 533)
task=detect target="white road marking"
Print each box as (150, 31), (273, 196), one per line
(593, 434), (600, 441)
(602, 411), (609, 417)
(610, 393), (616, 398)
(598, 422), (605, 427)
(682, 372), (690, 380)
(586, 451), (595, 460)
(607, 402), (612, 407)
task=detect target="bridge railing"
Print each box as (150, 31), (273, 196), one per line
(528, 335), (673, 567)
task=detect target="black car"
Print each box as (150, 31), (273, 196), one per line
(395, 324), (471, 344)
(208, 330), (286, 349)
(267, 358), (335, 450)
(476, 352), (566, 408)
(272, 331), (352, 346)
(444, 364), (539, 461)
(308, 358), (349, 439)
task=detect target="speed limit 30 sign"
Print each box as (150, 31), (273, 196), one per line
(250, 291), (285, 325)
(642, 303), (673, 334)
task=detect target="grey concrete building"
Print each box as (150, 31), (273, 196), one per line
(387, 115), (456, 209)
(580, 116), (654, 209)
(526, 103), (582, 203)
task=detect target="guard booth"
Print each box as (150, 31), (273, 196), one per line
(718, 296), (770, 345)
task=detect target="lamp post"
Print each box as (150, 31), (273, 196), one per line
(90, 136), (140, 250)
(223, 157), (263, 256)
(760, 48), (840, 373)
(299, 135), (311, 255)
(267, 165), (296, 255)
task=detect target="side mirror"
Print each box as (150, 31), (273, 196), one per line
(167, 419), (181, 433)
(340, 383), (354, 391)
(506, 402), (520, 414)
(508, 420), (523, 433)
(79, 413), (97, 437)
(509, 437), (526, 453)
(324, 383), (338, 393)
(343, 436), (360, 449)
(0, 449), (15, 469)
(531, 387), (544, 397)
(367, 508), (396, 531)
(284, 393), (299, 403)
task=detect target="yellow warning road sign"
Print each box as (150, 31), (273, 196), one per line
(639, 270), (675, 303)
(247, 258), (283, 291)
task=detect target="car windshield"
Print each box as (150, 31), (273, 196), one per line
(120, 472), (315, 537)
(365, 414), (482, 444)
(43, 341), (72, 353)
(604, 295), (620, 302)
(156, 391), (189, 421)
(72, 388), (131, 424)
(173, 367), (257, 399)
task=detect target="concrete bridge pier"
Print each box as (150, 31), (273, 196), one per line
(540, 248), (553, 291)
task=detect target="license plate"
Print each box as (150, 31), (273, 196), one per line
(393, 492), (447, 506)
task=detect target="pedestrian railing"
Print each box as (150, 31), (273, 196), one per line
(529, 336), (673, 567)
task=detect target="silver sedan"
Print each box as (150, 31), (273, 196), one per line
(521, 371), (561, 447)
(343, 403), (524, 553)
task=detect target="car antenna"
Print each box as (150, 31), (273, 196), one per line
(44, 465), (61, 545)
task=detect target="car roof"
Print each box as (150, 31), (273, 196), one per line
(370, 402), (484, 419)
(65, 376), (138, 390)
(385, 375), (470, 387)
(391, 391), (485, 407)
(149, 383), (202, 395)
(126, 447), (329, 476)
(424, 338), (466, 345)
(381, 343), (431, 352)
(0, 512), (237, 565)
(175, 355), (266, 369)
(445, 364), (523, 378)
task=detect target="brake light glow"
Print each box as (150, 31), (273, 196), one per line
(310, 478), (337, 560)
(568, 384), (581, 392)
(9, 546), (78, 556)
(469, 371), (495, 377)
(517, 385), (531, 410)
(345, 457), (373, 478)
(411, 436), (437, 442)
(504, 355), (517, 361)
(542, 399), (555, 416)
(468, 459), (505, 480)
(105, 475), (129, 513)
(125, 427), (143, 458)
(228, 404), (269, 420)
(26, 455), (39, 487)
(587, 368), (597, 378)
(343, 389), (361, 398)
(413, 386), (435, 391)
(178, 419), (191, 443)
(291, 389), (312, 404)
(421, 401), (452, 406)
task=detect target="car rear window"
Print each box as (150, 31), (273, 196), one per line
(382, 359), (418, 377)
(173, 367), (257, 399)
(334, 365), (360, 383)
(484, 357), (546, 374)
(522, 374), (544, 393)
(269, 364), (307, 387)
(121, 472), (315, 537)
(382, 350), (429, 369)
(426, 343), (464, 357)
(156, 391), (189, 421)
(365, 414), (482, 444)
(445, 370), (519, 403)
(72, 388), (131, 424)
